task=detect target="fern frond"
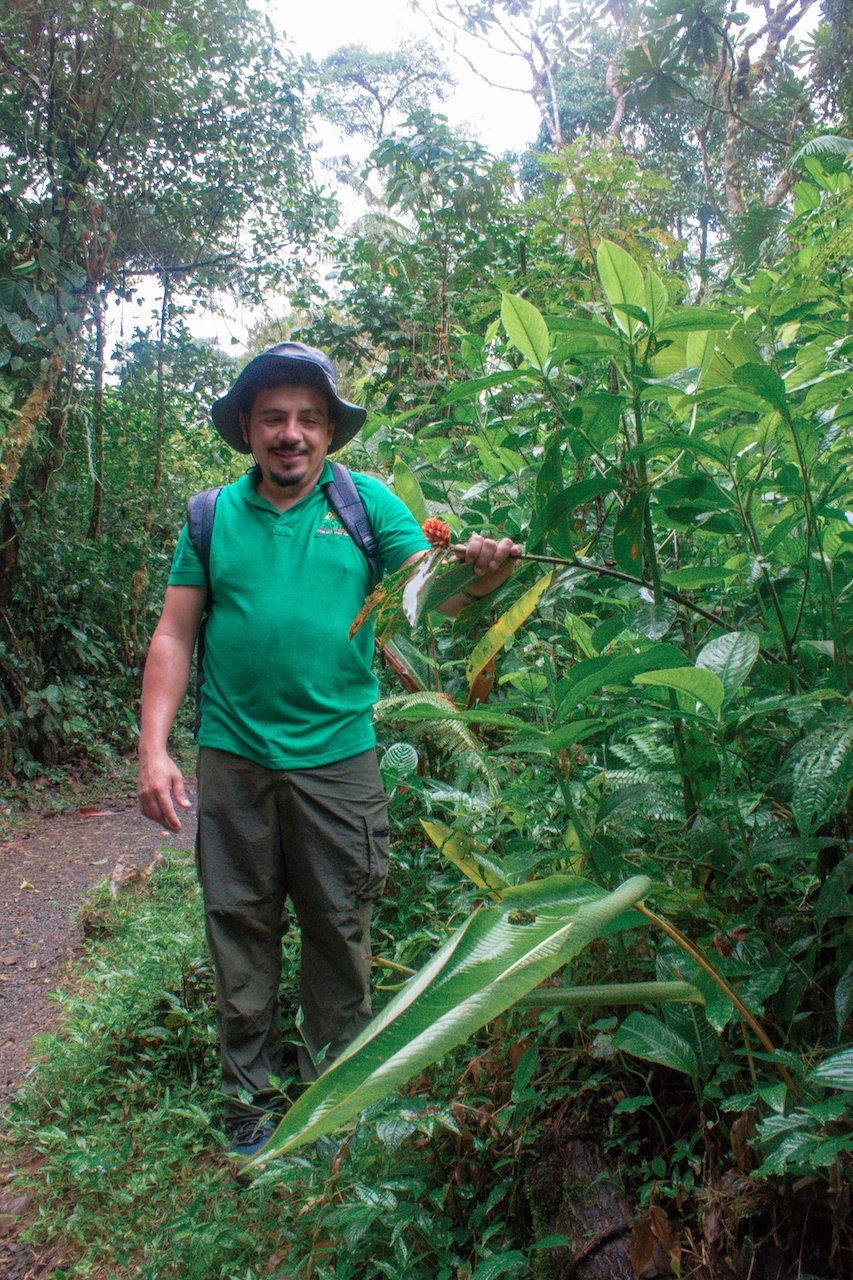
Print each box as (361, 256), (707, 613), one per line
(791, 135), (853, 162)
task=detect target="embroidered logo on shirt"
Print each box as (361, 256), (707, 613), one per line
(315, 509), (351, 537)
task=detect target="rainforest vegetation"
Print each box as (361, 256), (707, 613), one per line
(3, 0), (853, 1276)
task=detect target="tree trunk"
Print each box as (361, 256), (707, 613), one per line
(86, 289), (106, 541)
(128, 276), (170, 659)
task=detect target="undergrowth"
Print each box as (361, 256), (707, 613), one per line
(1, 850), (547, 1280)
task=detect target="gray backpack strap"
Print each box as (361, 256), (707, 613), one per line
(323, 461), (380, 589)
(186, 487), (221, 738)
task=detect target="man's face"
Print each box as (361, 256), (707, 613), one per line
(241, 383), (334, 503)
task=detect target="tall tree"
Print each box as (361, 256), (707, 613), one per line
(0, 0), (321, 529)
(313, 42), (454, 142)
(418, 0), (822, 234)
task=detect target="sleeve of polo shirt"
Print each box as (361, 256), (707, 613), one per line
(355, 474), (431, 575)
(167, 524), (208, 587)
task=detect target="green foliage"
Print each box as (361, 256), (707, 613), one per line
(328, 171), (853, 1262)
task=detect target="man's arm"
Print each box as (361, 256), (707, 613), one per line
(399, 534), (522, 619)
(137, 584), (206, 832)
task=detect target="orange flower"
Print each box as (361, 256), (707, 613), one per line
(422, 517), (451, 549)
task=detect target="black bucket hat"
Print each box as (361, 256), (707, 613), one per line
(211, 342), (367, 454)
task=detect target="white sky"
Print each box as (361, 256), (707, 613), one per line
(162, 0), (541, 350)
(267, 0), (541, 155)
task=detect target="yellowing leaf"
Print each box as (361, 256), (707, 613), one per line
(420, 819), (508, 893)
(633, 666), (725, 718)
(465, 573), (552, 688)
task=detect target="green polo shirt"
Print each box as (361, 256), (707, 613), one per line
(168, 464), (429, 770)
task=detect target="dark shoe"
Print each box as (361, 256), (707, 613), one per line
(314, 1128), (359, 1164)
(229, 1117), (277, 1160)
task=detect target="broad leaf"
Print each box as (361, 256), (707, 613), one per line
(466, 573), (552, 688)
(252, 875), (651, 1160)
(633, 667), (725, 718)
(392, 456), (428, 527)
(441, 369), (533, 405)
(500, 292), (550, 370)
(733, 362), (787, 414)
(557, 645), (688, 718)
(696, 632), (760, 703)
(612, 489), (648, 577)
(661, 566), (731, 589)
(349, 552), (477, 644)
(613, 1011), (699, 1076)
(596, 240), (645, 337)
(686, 329), (716, 378)
(656, 308), (734, 334)
(643, 271), (669, 331)
(528, 477), (615, 551)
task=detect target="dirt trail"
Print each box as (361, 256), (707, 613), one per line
(0, 781), (196, 1104)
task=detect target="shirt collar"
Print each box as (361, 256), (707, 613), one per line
(239, 461), (334, 511)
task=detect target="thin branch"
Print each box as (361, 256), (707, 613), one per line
(449, 546), (740, 633)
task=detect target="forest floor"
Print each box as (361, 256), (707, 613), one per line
(0, 772), (196, 1278)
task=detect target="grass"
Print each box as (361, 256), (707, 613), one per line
(1, 844), (535, 1279)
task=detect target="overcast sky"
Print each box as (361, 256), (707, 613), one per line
(163, 0), (542, 349)
(266, 0), (542, 156)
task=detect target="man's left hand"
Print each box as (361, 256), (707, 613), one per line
(456, 534), (523, 597)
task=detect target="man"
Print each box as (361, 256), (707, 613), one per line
(137, 342), (519, 1157)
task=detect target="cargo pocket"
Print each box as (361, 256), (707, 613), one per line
(362, 816), (390, 903)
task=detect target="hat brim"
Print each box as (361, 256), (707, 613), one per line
(211, 354), (367, 454)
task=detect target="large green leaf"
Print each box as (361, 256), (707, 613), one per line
(441, 369), (533, 405)
(612, 1011), (699, 1077)
(528, 477), (615, 552)
(392, 456), (428, 527)
(733, 362), (787, 413)
(612, 489), (648, 576)
(655, 308), (734, 334)
(557, 645), (688, 718)
(633, 666), (725, 718)
(696, 632), (760, 703)
(596, 240), (645, 337)
(500, 292), (550, 370)
(252, 875), (651, 1161)
(465, 573), (552, 688)
(529, 432), (565, 552)
(643, 271), (669, 331)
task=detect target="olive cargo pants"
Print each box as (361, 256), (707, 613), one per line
(195, 746), (389, 1121)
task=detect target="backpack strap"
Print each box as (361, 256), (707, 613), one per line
(186, 487), (221, 738)
(322, 461), (380, 590)
(186, 487), (221, 607)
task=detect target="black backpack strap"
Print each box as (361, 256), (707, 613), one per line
(187, 487), (221, 605)
(186, 487), (221, 738)
(322, 461), (380, 589)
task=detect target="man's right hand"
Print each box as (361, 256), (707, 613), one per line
(137, 584), (205, 832)
(138, 749), (193, 832)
